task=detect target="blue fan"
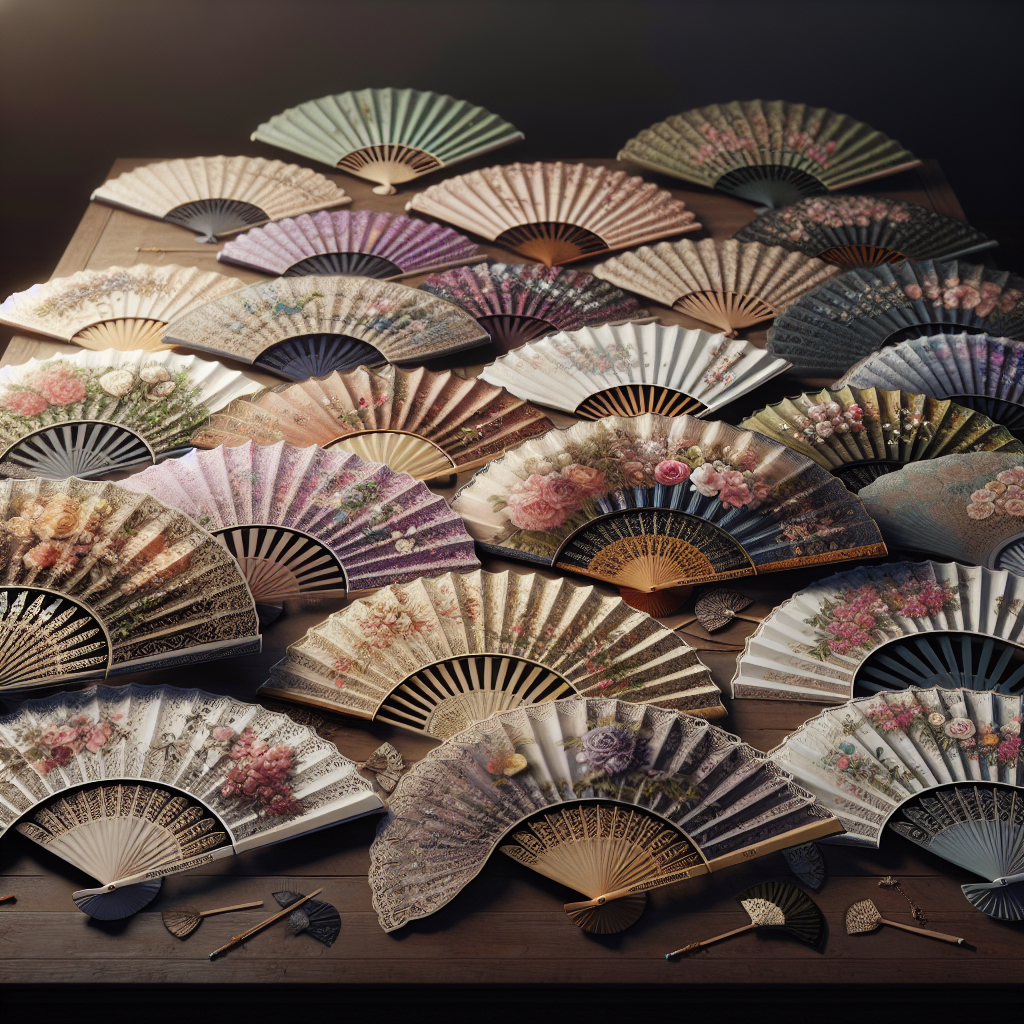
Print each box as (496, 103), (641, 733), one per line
(253, 335), (385, 380)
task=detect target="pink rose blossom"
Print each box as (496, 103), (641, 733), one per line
(212, 726), (235, 742)
(506, 475), (570, 532)
(836, 756), (850, 770)
(23, 542), (61, 569)
(561, 463), (606, 495)
(967, 502), (994, 519)
(654, 460), (691, 486)
(85, 722), (112, 752)
(536, 473), (584, 510)
(691, 463), (724, 497)
(26, 367), (86, 406)
(0, 390), (49, 416)
(944, 717), (976, 739)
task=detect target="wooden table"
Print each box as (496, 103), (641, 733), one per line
(0, 159), (1020, 998)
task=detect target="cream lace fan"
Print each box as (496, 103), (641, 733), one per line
(370, 696), (843, 933)
(90, 157), (351, 241)
(0, 265), (244, 351)
(406, 162), (700, 267)
(0, 683), (383, 919)
(258, 568), (724, 739)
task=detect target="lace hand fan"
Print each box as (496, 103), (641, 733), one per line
(418, 263), (646, 353)
(120, 441), (479, 604)
(0, 264), (244, 351)
(251, 88), (524, 195)
(258, 568), (724, 739)
(479, 320), (789, 419)
(90, 157), (351, 242)
(0, 683), (383, 918)
(731, 560), (1024, 703)
(766, 260), (1024, 376)
(190, 364), (553, 482)
(406, 162), (700, 267)
(370, 696), (843, 933)
(451, 413), (886, 615)
(0, 349), (260, 480)
(618, 100), (920, 208)
(592, 239), (837, 336)
(161, 275), (489, 381)
(734, 196), (996, 267)
(217, 210), (482, 280)
(741, 386), (1023, 493)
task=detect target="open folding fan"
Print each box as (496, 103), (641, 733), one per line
(0, 478), (259, 692)
(618, 100), (921, 208)
(190, 364), (553, 482)
(0, 683), (382, 919)
(734, 196), (996, 268)
(741, 386), (1024, 493)
(766, 260), (1024, 376)
(90, 157), (350, 242)
(369, 696), (843, 933)
(120, 441), (480, 604)
(592, 239), (837, 336)
(258, 569), (724, 739)
(0, 264), (244, 351)
(406, 162), (700, 267)
(731, 560), (1024, 703)
(217, 210), (482, 280)
(251, 88), (524, 195)
(0, 349), (260, 480)
(161, 276), (489, 381)
(451, 413), (886, 615)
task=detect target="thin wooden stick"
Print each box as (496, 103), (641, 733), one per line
(666, 922), (756, 959)
(200, 900), (263, 918)
(208, 888), (322, 960)
(0, 894), (15, 904)
(879, 917), (966, 945)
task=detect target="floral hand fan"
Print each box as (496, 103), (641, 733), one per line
(90, 157), (351, 242)
(451, 413), (886, 614)
(218, 211), (482, 280)
(479, 320), (789, 419)
(741, 386), (1024, 492)
(0, 683), (382, 919)
(0, 264), (244, 352)
(406, 162), (700, 267)
(734, 196), (996, 267)
(161, 276), (489, 381)
(258, 569), (724, 739)
(766, 260), (1024, 376)
(0, 349), (260, 480)
(731, 560), (1024, 703)
(251, 88), (524, 195)
(592, 239), (837, 336)
(618, 100), (920, 208)
(190, 364), (553, 482)
(369, 696), (843, 933)
(120, 441), (479, 603)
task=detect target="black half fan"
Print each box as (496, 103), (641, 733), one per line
(273, 890), (341, 947)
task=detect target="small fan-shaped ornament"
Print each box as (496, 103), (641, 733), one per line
(845, 899), (966, 945)
(694, 588), (757, 632)
(782, 843), (826, 891)
(356, 742), (405, 792)
(274, 890), (341, 946)
(162, 901), (264, 939)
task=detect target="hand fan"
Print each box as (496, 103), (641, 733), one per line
(618, 100), (920, 208)
(161, 275), (489, 382)
(766, 260), (1024, 376)
(120, 441), (480, 604)
(0, 683), (383, 919)
(0, 477), (260, 692)
(90, 157), (351, 242)
(162, 900), (263, 939)
(370, 696), (843, 933)
(406, 162), (700, 267)
(845, 899), (966, 944)
(190, 363), (554, 481)
(451, 413), (886, 615)
(258, 568), (724, 739)
(251, 88), (524, 195)
(694, 588), (758, 632)
(734, 196), (996, 267)
(592, 239), (837, 336)
(208, 888), (322, 959)
(418, 263), (646, 353)
(274, 889), (342, 946)
(217, 210), (482, 279)
(741, 386), (1024, 493)
(0, 264), (245, 351)
(479, 320), (790, 420)
(0, 349), (260, 480)
(782, 842), (826, 890)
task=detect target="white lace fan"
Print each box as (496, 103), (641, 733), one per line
(479, 321), (790, 419)
(370, 696), (844, 933)
(0, 477), (259, 693)
(0, 683), (383, 919)
(251, 88), (524, 195)
(731, 560), (1024, 703)
(0, 265), (245, 351)
(592, 239), (837, 336)
(161, 275), (489, 382)
(91, 157), (351, 241)
(406, 161), (700, 267)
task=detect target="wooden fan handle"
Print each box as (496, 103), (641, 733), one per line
(199, 901), (264, 918)
(666, 922), (756, 959)
(208, 888), (322, 959)
(880, 917), (966, 945)
(0, 894), (15, 904)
